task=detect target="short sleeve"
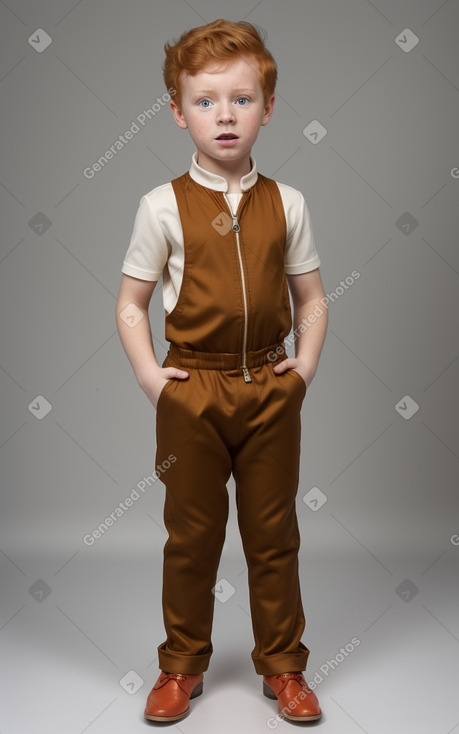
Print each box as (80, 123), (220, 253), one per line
(121, 194), (168, 281)
(277, 183), (321, 274)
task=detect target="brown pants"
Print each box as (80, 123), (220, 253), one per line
(154, 343), (310, 676)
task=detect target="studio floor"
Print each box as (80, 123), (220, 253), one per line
(1, 544), (458, 734)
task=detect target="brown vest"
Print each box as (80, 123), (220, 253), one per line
(166, 171), (292, 354)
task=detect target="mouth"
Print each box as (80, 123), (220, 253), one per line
(216, 133), (239, 140)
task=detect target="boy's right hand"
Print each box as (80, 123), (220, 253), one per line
(140, 367), (189, 409)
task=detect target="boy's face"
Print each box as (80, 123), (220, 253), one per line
(169, 55), (275, 171)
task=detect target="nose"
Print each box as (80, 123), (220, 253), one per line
(216, 102), (235, 124)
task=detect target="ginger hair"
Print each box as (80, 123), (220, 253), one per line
(163, 19), (277, 108)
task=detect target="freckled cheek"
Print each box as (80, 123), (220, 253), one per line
(188, 118), (210, 138)
(193, 115), (212, 131)
(244, 119), (262, 139)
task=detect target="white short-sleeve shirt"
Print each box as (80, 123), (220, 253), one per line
(122, 151), (321, 315)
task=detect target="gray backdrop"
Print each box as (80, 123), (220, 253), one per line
(1, 1), (458, 732)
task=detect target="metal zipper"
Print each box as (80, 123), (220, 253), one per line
(223, 193), (252, 383)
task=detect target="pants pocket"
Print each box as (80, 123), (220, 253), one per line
(285, 368), (307, 400)
(156, 377), (176, 413)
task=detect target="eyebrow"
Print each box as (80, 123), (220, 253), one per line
(191, 89), (257, 95)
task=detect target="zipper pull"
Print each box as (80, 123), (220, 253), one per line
(242, 366), (252, 383)
(232, 216), (240, 232)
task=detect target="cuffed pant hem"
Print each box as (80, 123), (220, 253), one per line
(252, 646), (310, 676)
(157, 642), (212, 675)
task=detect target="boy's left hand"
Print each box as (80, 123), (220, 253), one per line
(272, 358), (315, 391)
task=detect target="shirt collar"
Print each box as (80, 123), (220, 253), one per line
(189, 150), (258, 192)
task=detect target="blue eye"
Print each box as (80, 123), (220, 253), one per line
(198, 99), (211, 108)
(236, 97), (249, 105)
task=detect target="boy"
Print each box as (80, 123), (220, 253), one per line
(115, 19), (327, 723)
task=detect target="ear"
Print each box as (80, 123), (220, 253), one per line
(261, 93), (276, 126)
(169, 99), (188, 129)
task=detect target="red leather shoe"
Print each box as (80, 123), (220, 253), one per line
(144, 671), (204, 722)
(263, 671), (322, 721)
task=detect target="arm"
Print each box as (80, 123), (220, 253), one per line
(273, 267), (328, 390)
(115, 273), (188, 408)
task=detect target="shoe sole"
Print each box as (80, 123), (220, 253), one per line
(144, 680), (203, 722)
(263, 681), (322, 722)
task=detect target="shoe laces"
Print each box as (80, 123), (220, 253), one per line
(162, 672), (188, 682)
(276, 672), (308, 688)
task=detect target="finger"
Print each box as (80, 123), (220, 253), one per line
(272, 358), (294, 374)
(164, 368), (189, 380)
